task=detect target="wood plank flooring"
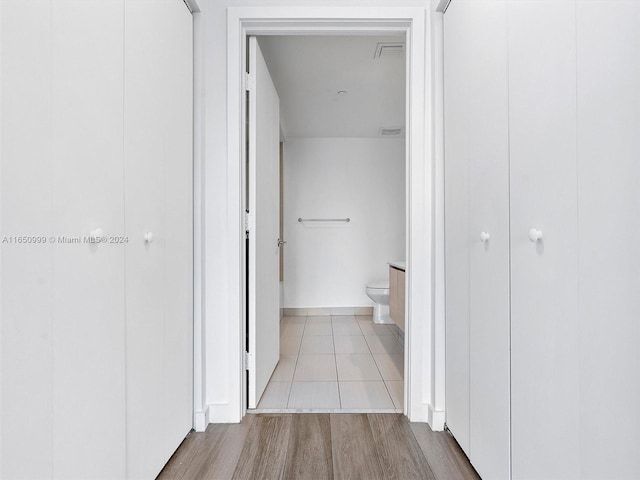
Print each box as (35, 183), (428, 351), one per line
(157, 414), (480, 480)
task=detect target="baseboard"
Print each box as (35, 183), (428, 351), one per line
(428, 404), (446, 431)
(193, 407), (210, 432)
(397, 328), (405, 347)
(283, 306), (373, 317)
(207, 402), (242, 424)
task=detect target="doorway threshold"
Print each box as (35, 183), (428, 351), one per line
(248, 408), (402, 414)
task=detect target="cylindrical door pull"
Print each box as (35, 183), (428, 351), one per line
(144, 232), (154, 243)
(529, 228), (543, 243)
(90, 228), (103, 241)
(480, 231), (490, 243)
(277, 238), (287, 247)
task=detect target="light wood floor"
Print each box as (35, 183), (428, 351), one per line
(157, 414), (480, 480)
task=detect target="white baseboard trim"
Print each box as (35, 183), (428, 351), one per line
(407, 400), (428, 423)
(193, 407), (210, 432)
(283, 306), (373, 317)
(207, 402), (241, 424)
(428, 404), (446, 431)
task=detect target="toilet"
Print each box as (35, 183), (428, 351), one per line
(365, 281), (394, 325)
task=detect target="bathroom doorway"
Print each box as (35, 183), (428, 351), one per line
(246, 34), (407, 412)
(224, 7), (439, 425)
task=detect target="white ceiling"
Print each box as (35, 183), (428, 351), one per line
(258, 35), (406, 139)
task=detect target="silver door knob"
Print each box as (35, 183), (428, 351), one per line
(277, 239), (287, 247)
(480, 231), (490, 243)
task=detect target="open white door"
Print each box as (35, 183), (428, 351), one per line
(247, 36), (281, 409)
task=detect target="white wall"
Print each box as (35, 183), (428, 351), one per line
(283, 137), (405, 308)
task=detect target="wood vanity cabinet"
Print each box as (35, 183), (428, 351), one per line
(389, 266), (405, 332)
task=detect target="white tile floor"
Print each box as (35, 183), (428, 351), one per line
(255, 315), (404, 411)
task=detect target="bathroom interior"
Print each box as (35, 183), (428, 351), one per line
(250, 35), (407, 412)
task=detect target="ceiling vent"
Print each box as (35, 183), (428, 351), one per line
(379, 127), (404, 137)
(374, 42), (405, 59)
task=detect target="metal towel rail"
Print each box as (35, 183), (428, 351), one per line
(298, 217), (351, 223)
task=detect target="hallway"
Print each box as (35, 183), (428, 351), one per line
(157, 413), (480, 480)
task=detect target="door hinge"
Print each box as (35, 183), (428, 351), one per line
(244, 351), (254, 371)
(244, 211), (255, 232)
(244, 72), (256, 92)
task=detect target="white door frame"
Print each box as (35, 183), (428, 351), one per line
(222, 5), (442, 425)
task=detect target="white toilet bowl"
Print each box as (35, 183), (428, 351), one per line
(365, 281), (393, 325)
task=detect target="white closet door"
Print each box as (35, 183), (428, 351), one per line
(576, 2), (640, 477)
(443, 1), (472, 455)
(51, 2), (126, 477)
(508, 1), (579, 478)
(465, 2), (510, 479)
(444, 2), (510, 477)
(1, 2), (54, 478)
(125, 1), (192, 478)
(162, 0), (193, 460)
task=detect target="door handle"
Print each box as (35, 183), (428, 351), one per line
(529, 228), (543, 243)
(480, 231), (490, 243)
(277, 239), (287, 247)
(90, 228), (103, 242)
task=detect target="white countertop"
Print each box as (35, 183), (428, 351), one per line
(388, 261), (406, 271)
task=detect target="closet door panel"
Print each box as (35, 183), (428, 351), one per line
(0, 2), (54, 478)
(125, 1), (193, 477)
(125, 1), (168, 478)
(443, 0), (471, 455)
(161, 0), (193, 458)
(465, 2), (510, 479)
(50, 2), (126, 477)
(508, 1), (579, 478)
(577, 2), (640, 477)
